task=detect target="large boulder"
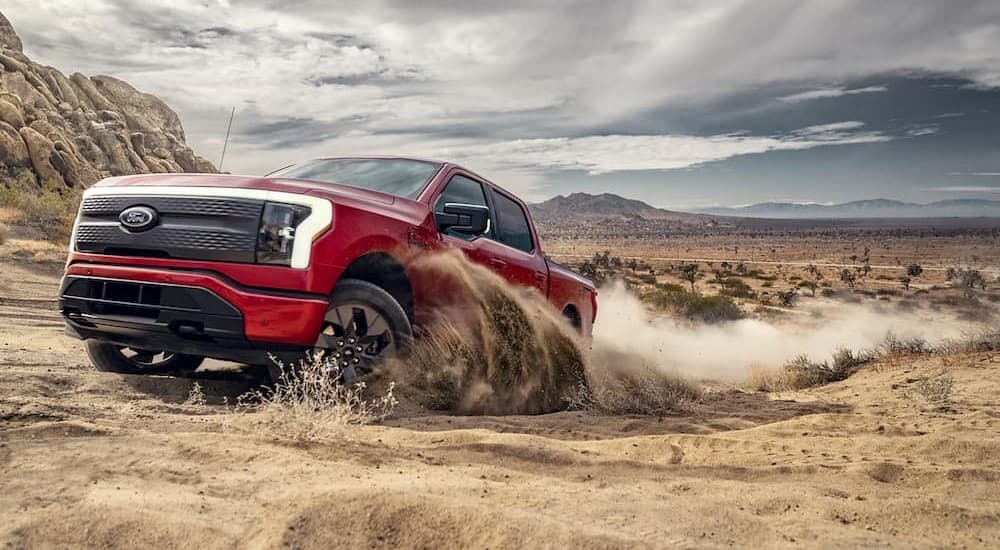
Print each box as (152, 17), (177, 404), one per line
(0, 13), (22, 52)
(0, 120), (28, 166)
(19, 126), (64, 186)
(0, 10), (216, 192)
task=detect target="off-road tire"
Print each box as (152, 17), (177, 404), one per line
(266, 278), (413, 385)
(85, 340), (204, 374)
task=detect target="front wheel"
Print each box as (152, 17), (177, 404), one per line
(303, 278), (413, 383)
(85, 340), (204, 374)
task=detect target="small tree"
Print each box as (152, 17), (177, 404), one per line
(906, 263), (923, 278)
(958, 269), (987, 299)
(680, 263), (699, 292)
(840, 269), (856, 288)
(778, 287), (799, 307)
(803, 280), (818, 297)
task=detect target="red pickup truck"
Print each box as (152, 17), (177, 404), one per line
(60, 157), (596, 377)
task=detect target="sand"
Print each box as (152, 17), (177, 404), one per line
(1, 260), (998, 548)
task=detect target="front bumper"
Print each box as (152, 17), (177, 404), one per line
(60, 263), (329, 364)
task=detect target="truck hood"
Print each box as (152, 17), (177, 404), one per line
(93, 173), (401, 207)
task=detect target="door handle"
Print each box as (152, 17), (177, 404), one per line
(488, 258), (507, 270)
(533, 271), (548, 283)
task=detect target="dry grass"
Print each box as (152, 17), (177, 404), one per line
(913, 376), (954, 402)
(184, 382), (206, 407)
(231, 353), (397, 442)
(572, 366), (702, 417)
(0, 179), (81, 242)
(750, 347), (874, 391)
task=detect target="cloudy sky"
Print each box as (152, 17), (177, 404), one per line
(6, 0), (1000, 208)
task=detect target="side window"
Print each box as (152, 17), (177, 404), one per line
(434, 175), (491, 240)
(490, 189), (534, 253)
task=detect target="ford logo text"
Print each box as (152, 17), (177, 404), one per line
(119, 206), (158, 231)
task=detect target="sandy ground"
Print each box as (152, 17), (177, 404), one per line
(2, 260), (999, 548)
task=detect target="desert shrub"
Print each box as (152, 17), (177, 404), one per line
(0, 178), (81, 241)
(879, 333), (933, 355)
(655, 282), (686, 293)
(719, 277), (755, 299)
(633, 272), (657, 285)
(0, 222), (7, 245)
(757, 347), (874, 391)
(570, 362), (701, 417)
(761, 280), (774, 288)
(232, 353), (397, 442)
(644, 286), (743, 323)
(938, 330), (1000, 354)
(914, 376), (953, 402)
(821, 288), (836, 297)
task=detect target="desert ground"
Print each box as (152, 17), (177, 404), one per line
(2, 224), (1000, 548)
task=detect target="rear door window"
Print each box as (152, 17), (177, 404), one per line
(490, 189), (534, 253)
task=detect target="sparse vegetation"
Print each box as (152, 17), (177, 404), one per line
(642, 285), (743, 323)
(913, 376), (953, 402)
(232, 353), (397, 442)
(0, 177), (81, 241)
(569, 366), (701, 417)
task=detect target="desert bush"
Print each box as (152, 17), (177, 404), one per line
(633, 272), (657, 285)
(644, 286), (743, 323)
(914, 376), (953, 402)
(0, 178), (81, 241)
(719, 277), (755, 299)
(820, 288), (836, 297)
(0, 222), (7, 245)
(755, 347), (874, 391)
(233, 353), (397, 442)
(879, 333), (933, 355)
(938, 330), (1000, 354)
(184, 382), (207, 407)
(569, 363), (701, 417)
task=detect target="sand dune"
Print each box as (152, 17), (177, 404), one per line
(1, 262), (998, 548)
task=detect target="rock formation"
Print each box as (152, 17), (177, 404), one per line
(0, 11), (215, 191)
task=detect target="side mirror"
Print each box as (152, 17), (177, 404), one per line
(435, 203), (489, 235)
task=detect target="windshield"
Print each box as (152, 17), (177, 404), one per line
(269, 158), (442, 199)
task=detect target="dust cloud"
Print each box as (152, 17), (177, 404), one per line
(593, 280), (986, 381)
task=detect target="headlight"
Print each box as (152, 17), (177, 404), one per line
(256, 202), (311, 265)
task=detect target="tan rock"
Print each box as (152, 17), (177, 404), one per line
(69, 73), (117, 112)
(0, 120), (28, 166)
(0, 12), (23, 52)
(0, 98), (24, 128)
(19, 126), (64, 186)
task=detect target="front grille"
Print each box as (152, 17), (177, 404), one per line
(81, 196), (262, 218)
(74, 195), (264, 263)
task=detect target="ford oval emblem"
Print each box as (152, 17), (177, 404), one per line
(119, 205), (158, 231)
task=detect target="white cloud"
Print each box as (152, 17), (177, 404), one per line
(778, 85), (889, 102)
(454, 121), (890, 175)
(2, 0), (996, 195)
(948, 172), (1000, 176)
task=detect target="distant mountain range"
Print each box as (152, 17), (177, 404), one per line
(690, 199), (1000, 218)
(529, 192), (701, 221)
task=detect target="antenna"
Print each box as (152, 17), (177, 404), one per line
(218, 106), (235, 172)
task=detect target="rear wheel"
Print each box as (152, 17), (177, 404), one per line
(85, 340), (204, 374)
(300, 278), (413, 384)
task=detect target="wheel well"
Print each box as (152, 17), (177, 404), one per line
(338, 252), (414, 323)
(562, 304), (582, 329)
